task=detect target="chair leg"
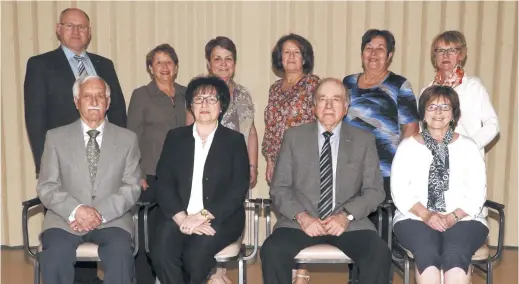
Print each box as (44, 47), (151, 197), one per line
(486, 261), (492, 284)
(389, 264), (394, 284)
(403, 255), (410, 284)
(238, 258), (245, 284)
(34, 257), (40, 284)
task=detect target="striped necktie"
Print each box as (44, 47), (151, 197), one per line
(74, 55), (86, 77)
(318, 131), (334, 219)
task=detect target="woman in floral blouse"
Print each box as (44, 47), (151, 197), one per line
(262, 33), (320, 185)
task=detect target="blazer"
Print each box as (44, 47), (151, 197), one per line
(155, 124), (250, 224)
(270, 121), (385, 232)
(127, 81), (187, 176)
(24, 47), (127, 174)
(36, 120), (141, 236)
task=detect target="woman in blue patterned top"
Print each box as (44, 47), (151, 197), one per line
(343, 30), (419, 260)
(343, 29), (419, 197)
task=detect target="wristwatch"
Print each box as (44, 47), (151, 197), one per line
(342, 209), (355, 221)
(201, 209), (209, 220)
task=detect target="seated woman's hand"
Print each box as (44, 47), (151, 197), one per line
(423, 212), (448, 232)
(192, 223), (216, 236)
(180, 214), (207, 235)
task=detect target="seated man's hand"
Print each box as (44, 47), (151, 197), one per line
(74, 205), (102, 231)
(69, 220), (87, 233)
(322, 214), (349, 236)
(296, 212), (326, 237)
(192, 223), (216, 236)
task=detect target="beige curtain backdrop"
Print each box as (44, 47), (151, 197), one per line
(1, 1), (517, 247)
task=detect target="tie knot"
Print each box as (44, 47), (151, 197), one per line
(323, 131), (333, 139)
(87, 130), (100, 138)
(74, 55), (84, 61)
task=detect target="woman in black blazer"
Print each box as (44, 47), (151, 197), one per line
(152, 76), (250, 284)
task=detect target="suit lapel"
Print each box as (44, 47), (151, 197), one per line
(306, 122), (321, 203)
(181, 126), (195, 202)
(336, 123), (353, 195)
(88, 52), (101, 76)
(53, 47), (76, 83)
(70, 120), (92, 187)
(94, 122), (117, 189)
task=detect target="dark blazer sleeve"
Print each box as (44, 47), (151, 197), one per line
(24, 56), (47, 174)
(155, 130), (184, 219)
(206, 132), (250, 222)
(103, 59), (127, 128)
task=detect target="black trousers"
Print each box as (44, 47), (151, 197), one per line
(40, 227), (134, 284)
(74, 261), (99, 283)
(150, 210), (244, 284)
(135, 175), (159, 284)
(261, 228), (391, 284)
(394, 220), (488, 274)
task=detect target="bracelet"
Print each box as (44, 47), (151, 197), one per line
(250, 164), (258, 170)
(451, 212), (460, 222)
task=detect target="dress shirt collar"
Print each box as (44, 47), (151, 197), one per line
(81, 119), (106, 135)
(193, 122), (218, 143)
(317, 121), (342, 139)
(61, 45), (87, 60)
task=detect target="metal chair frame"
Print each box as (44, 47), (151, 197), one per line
(391, 200), (506, 284)
(142, 198), (263, 284)
(22, 197), (144, 284)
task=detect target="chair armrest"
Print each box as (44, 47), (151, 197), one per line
(484, 199), (506, 262)
(261, 199), (273, 237)
(242, 198), (263, 261)
(22, 197), (43, 258)
(131, 202), (151, 257)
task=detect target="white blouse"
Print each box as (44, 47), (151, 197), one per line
(421, 75), (500, 157)
(391, 135), (487, 226)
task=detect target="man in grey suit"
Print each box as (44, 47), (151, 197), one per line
(37, 75), (141, 284)
(260, 78), (391, 284)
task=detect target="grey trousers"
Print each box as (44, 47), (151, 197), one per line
(40, 227), (134, 284)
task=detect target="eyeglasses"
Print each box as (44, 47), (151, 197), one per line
(434, 48), (460, 56)
(59, 23), (90, 33)
(426, 104), (452, 112)
(192, 95), (219, 104)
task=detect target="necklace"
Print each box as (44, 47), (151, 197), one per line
(362, 70), (388, 85)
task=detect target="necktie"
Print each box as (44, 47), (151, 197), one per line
(86, 130), (100, 187)
(74, 55), (86, 77)
(318, 131), (334, 219)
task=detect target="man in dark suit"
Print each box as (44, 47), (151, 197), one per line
(260, 78), (391, 284)
(24, 7), (127, 176)
(23, 8), (127, 284)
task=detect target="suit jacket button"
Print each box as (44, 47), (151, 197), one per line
(205, 177), (209, 180)
(205, 197), (209, 200)
(92, 196), (96, 200)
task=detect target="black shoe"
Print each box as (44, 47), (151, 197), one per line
(392, 245), (405, 262)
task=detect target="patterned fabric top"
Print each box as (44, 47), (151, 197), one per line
(221, 81), (255, 146)
(343, 72), (419, 177)
(262, 74), (320, 164)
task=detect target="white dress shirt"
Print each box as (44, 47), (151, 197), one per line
(186, 123), (218, 215)
(317, 122), (342, 211)
(69, 120), (106, 222)
(391, 135), (488, 226)
(421, 75), (500, 156)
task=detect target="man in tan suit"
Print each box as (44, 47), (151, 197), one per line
(37, 75), (141, 284)
(260, 78), (391, 284)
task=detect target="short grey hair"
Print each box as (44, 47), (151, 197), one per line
(72, 75), (111, 99)
(313, 77), (350, 104)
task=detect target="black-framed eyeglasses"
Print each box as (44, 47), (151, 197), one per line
(434, 48), (460, 56)
(192, 95), (219, 105)
(426, 104), (452, 112)
(59, 23), (90, 32)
